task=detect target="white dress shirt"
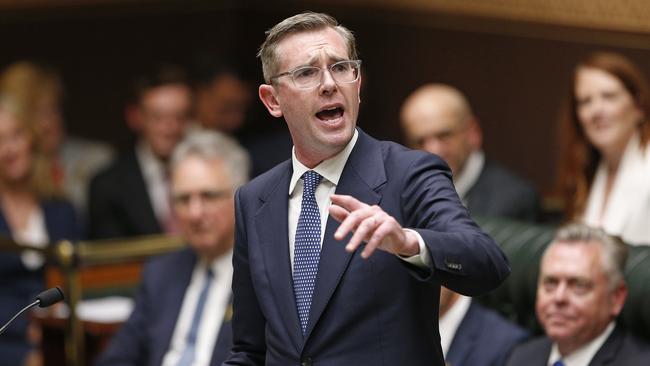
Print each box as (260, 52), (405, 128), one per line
(438, 295), (471, 357)
(547, 322), (615, 366)
(583, 133), (650, 245)
(14, 209), (49, 270)
(453, 150), (485, 203)
(162, 250), (233, 366)
(287, 129), (431, 271)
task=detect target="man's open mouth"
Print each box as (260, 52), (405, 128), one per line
(316, 106), (344, 121)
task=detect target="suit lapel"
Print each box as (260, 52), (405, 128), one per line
(588, 325), (623, 366)
(153, 249), (196, 364)
(127, 151), (162, 233)
(255, 162), (303, 351)
(304, 130), (385, 341)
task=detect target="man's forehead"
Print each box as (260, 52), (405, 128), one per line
(541, 242), (603, 275)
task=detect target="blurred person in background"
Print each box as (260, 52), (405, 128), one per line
(95, 131), (249, 366)
(0, 97), (80, 365)
(401, 83), (540, 222)
(88, 64), (192, 239)
(438, 285), (529, 366)
(188, 58), (291, 178)
(191, 61), (252, 135)
(559, 52), (650, 245)
(0, 61), (114, 227)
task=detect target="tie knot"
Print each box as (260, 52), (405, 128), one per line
(302, 170), (322, 193)
(552, 360), (565, 366)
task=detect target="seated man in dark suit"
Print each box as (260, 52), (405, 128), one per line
(95, 131), (250, 366)
(88, 64), (192, 239)
(439, 286), (529, 366)
(507, 224), (650, 366)
(400, 83), (540, 221)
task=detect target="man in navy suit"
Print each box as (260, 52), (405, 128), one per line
(439, 287), (529, 366)
(507, 224), (650, 366)
(95, 131), (250, 366)
(223, 12), (510, 366)
(400, 83), (540, 222)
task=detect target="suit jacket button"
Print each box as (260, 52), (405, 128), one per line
(301, 357), (313, 366)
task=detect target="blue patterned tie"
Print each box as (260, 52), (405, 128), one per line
(293, 170), (322, 335)
(552, 360), (565, 366)
(176, 268), (214, 366)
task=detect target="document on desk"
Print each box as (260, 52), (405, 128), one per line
(53, 296), (134, 323)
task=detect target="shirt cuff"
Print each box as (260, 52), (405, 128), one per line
(397, 229), (432, 270)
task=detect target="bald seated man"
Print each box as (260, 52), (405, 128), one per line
(400, 84), (539, 221)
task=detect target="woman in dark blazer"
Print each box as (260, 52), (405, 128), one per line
(0, 94), (80, 365)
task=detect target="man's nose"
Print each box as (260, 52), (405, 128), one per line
(187, 196), (205, 217)
(552, 282), (569, 302)
(319, 69), (338, 94)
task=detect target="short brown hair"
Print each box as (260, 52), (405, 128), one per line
(257, 12), (358, 84)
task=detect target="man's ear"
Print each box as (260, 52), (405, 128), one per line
(259, 84), (283, 118)
(467, 118), (483, 150)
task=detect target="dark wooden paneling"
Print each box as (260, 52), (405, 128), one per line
(3, 2), (650, 199)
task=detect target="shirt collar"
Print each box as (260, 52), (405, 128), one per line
(197, 248), (234, 277)
(548, 322), (615, 366)
(438, 295), (472, 357)
(289, 129), (359, 195)
(454, 149), (485, 199)
(135, 140), (167, 179)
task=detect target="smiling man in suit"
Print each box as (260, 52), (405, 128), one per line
(223, 12), (510, 366)
(507, 224), (650, 366)
(95, 131), (250, 366)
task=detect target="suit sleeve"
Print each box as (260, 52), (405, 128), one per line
(222, 188), (267, 366)
(401, 154), (510, 296)
(94, 266), (152, 366)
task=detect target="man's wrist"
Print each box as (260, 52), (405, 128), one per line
(398, 229), (421, 257)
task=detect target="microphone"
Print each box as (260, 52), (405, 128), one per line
(0, 287), (65, 336)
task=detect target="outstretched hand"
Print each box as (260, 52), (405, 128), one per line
(328, 194), (420, 259)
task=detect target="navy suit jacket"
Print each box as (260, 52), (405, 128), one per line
(465, 159), (540, 222)
(0, 200), (79, 365)
(88, 148), (161, 239)
(506, 324), (650, 366)
(225, 130), (510, 366)
(446, 301), (529, 366)
(95, 247), (232, 366)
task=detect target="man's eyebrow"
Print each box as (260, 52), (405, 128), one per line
(303, 52), (347, 66)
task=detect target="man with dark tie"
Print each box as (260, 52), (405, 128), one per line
(506, 224), (650, 366)
(95, 131), (250, 366)
(223, 12), (510, 366)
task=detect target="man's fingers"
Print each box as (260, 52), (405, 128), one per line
(328, 205), (349, 223)
(361, 220), (390, 258)
(334, 208), (365, 240)
(330, 194), (368, 212)
(345, 216), (379, 253)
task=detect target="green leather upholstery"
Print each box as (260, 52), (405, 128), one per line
(473, 216), (650, 342)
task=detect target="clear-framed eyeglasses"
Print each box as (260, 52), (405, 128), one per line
(271, 60), (362, 89)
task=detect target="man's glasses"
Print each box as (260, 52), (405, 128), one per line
(271, 60), (362, 89)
